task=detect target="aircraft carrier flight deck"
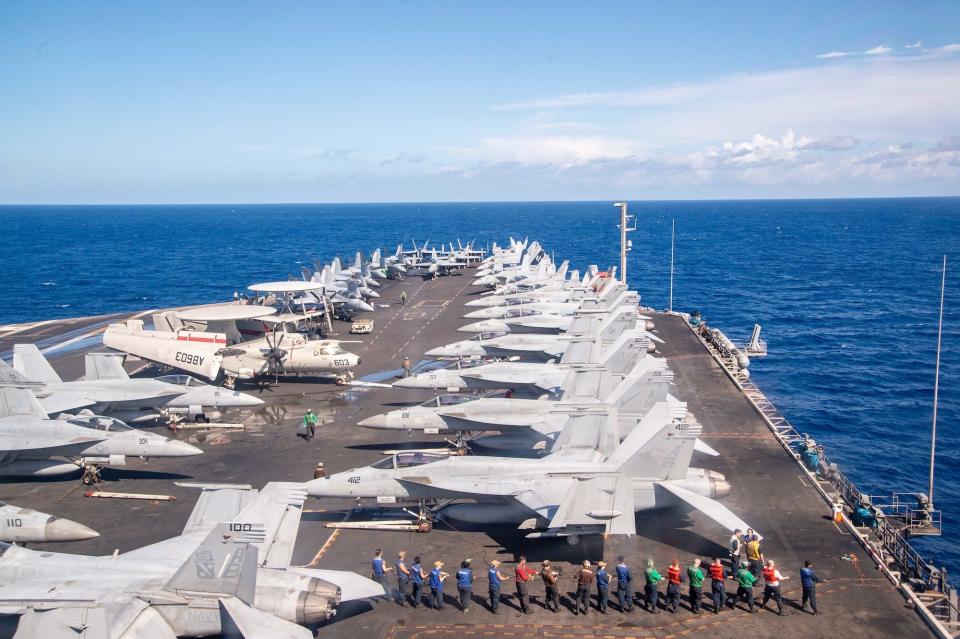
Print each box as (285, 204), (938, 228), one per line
(0, 266), (941, 639)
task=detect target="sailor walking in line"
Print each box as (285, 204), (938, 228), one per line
(573, 560), (594, 616)
(665, 559), (682, 612)
(687, 558), (705, 614)
(644, 559), (663, 613)
(541, 560), (560, 612)
(396, 551), (411, 606)
(488, 560), (506, 613)
(616, 555), (634, 612)
(708, 557), (728, 613)
(456, 560), (473, 613)
(515, 555), (537, 614)
(596, 560), (610, 613)
(371, 549), (393, 600)
(761, 560), (789, 615)
(429, 560), (448, 609)
(735, 561), (758, 613)
(411, 556), (427, 608)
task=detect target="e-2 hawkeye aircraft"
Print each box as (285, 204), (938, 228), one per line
(104, 305), (360, 388)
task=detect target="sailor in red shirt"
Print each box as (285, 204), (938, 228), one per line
(665, 559), (683, 612)
(708, 558), (728, 613)
(515, 556), (537, 614)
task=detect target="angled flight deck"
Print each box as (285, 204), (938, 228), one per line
(0, 267), (936, 639)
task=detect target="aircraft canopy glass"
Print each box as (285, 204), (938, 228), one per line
(502, 308), (539, 318)
(155, 374), (198, 388)
(317, 343), (343, 355)
(68, 415), (134, 432)
(0, 542), (10, 557)
(419, 394), (474, 408)
(370, 452), (447, 470)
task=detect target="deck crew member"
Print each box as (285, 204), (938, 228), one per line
(302, 408), (319, 439)
(429, 560), (448, 609)
(729, 529), (742, 571)
(488, 560), (507, 613)
(800, 560), (822, 615)
(643, 559), (663, 613)
(746, 534), (764, 579)
(396, 551), (411, 606)
(708, 558), (728, 613)
(371, 549), (393, 599)
(665, 559), (682, 612)
(615, 555), (634, 612)
(761, 560), (789, 615)
(541, 560), (560, 612)
(596, 561), (610, 613)
(573, 560), (594, 616)
(734, 561), (758, 613)
(687, 558), (705, 614)
(456, 560), (473, 613)
(402, 356), (413, 377)
(401, 290), (407, 305)
(515, 555), (537, 614)
(411, 556), (427, 608)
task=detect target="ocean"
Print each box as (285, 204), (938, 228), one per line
(1, 198), (958, 574)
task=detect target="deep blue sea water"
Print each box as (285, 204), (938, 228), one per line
(1, 199), (958, 575)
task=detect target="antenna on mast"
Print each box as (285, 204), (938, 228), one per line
(929, 255), (947, 509)
(669, 219), (675, 313)
(614, 202), (636, 287)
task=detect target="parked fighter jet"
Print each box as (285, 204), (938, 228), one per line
(0, 386), (201, 483)
(300, 264), (377, 313)
(0, 482), (383, 638)
(414, 248), (468, 277)
(6, 345), (262, 424)
(364, 360), (674, 453)
(371, 246), (407, 278)
(0, 502), (98, 543)
(104, 305), (360, 388)
(308, 406), (750, 544)
(394, 330), (650, 394)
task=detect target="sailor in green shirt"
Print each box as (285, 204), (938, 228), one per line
(734, 562), (758, 613)
(687, 558), (705, 614)
(302, 408), (319, 439)
(643, 559), (662, 614)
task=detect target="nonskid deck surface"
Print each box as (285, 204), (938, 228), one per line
(0, 268), (930, 638)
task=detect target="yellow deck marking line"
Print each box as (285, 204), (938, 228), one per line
(307, 509), (350, 566)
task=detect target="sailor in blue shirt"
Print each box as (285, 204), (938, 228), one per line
(396, 551), (411, 607)
(410, 556), (426, 608)
(456, 560), (474, 612)
(371, 548), (393, 600)
(800, 560), (822, 615)
(429, 560), (448, 609)
(488, 559), (506, 613)
(616, 555), (634, 612)
(597, 560), (611, 613)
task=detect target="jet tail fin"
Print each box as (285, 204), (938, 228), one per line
(606, 402), (698, 480)
(12, 344), (62, 384)
(599, 331), (649, 376)
(163, 523), (260, 604)
(84, 353), (129, 380)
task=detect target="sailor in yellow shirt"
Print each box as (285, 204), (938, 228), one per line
(746, 536), (764, 578)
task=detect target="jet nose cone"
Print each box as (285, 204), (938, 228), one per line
(235, 392), (265, 407)
(358, 414), (389, 429)
(44, 518), (100, 542)
(424, 346), (448, 357)
(168, 440), (204, 457)
(458, 322), (486, 333)
(305, 477), (334, 497)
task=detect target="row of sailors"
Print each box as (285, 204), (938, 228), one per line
(371, 549), (824, 616)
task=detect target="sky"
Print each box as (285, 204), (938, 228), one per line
(1, 1), (959, 204)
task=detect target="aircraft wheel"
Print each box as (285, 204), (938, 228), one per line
(566, 535), (581, 546)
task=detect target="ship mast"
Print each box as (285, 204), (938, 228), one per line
(929, 255), (946, 508)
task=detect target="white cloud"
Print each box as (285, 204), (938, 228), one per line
(864, 45), (893, 55)
(817, 51), (853, 59)
(476, 136), (639, 165)
(906, 41), (923, 49)
(493, 84), (711, 111)
(942, 43), (960, 53)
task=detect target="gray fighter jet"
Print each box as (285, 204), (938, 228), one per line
(0, 502), (98, 543)
(308, 405), (750, 544)
(0, 482), (383, 638)
(7, 344), (262, 423)
(0, 385), (201, 483)
(393, 330), (650, 394)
